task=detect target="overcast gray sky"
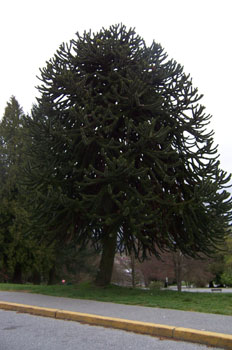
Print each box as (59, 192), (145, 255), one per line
(1, 0), (232, 175)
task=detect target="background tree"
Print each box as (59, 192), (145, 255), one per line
(221, 236), (232, 286)
(23, 24), (232, 286)
(0, 96), (27, 282)
(43, 241), (99, 285)
(0, 97), (47, 284)
(112, 253), (144, 287)
(0, 97), (55, 284)
(182, 256), (214, 288)
(172, 250), (183, 292)
(138, 251), (215, 289)
(208, 235), (232, 287)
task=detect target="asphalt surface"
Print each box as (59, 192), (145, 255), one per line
(0, 291), (231, 335)
(168, 287), (232, 293)
(0, 309), (221, 350)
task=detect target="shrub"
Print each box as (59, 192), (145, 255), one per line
(221, 272), (232, 287)
(149, 280), (163, 290)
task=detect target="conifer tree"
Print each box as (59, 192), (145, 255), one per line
(24, 24), (232, 286)
(0, 97), (53, 283)
(0, 97), (26, 282)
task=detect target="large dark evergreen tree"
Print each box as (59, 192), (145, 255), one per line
(0, 97), (53, 284)
(0, 97), (27, 282)
(24, 24), (232, 286)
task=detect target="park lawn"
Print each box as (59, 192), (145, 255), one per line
(0, 282), (231, 316)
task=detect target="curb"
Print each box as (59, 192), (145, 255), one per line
(1, 301), (232, 349)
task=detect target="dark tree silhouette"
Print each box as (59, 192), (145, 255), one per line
(24, 24), (232, 286)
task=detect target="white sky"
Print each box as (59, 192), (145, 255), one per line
(1, 0), (232, 176)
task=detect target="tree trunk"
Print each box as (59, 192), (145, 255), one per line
(130, 252), (136, 288)
(173, 251), (183, 292)
(32, 270), (41, 285)
(177, 265), (182, 292)
(95, 233), (117, 287)
(12, 263), (23, 284)
(48, 266), (56, 285)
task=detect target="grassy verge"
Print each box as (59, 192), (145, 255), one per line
(0, 282), (231, 316)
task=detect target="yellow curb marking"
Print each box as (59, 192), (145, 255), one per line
(0, 301), (232, 349)
(56, 310), (174, 337)
(174, 327), (232, 349)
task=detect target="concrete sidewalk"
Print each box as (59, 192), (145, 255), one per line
(168, 286), (232, 293)
(0, 291), (232, 349)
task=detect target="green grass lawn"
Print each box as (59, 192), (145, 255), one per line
(0, 282), (231, 316)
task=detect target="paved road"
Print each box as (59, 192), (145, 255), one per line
(0, 291), (231, 335)
(168, 286), (232, 293)
(0, 309), (221, 350)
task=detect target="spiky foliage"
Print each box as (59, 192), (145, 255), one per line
(24, 24), (232, 286)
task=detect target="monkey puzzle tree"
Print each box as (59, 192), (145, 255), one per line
(24, 24), (232, 286)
